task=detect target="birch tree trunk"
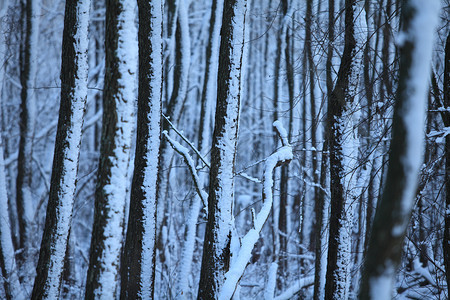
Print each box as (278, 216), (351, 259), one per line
(359, 1), (440, 299)
(120, 0), (162, 298)
(197, 0), (247, 297)
(31, 1), (90, 298)
(85, 0), (136, 298)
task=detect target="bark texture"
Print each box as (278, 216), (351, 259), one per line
(197, 0), (247, 298)
(120, 0), (162, 298)
(31, 0), (90, 298)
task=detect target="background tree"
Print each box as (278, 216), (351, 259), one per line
(360, 0), (440, 298)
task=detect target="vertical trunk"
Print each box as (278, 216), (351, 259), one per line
(443, 32), (450, 297)
(16, 0), (40, 258)
(31, 0), (90, 298)
(0, 6), (23, 298)
(120, 0), (162, 298)
(92, 0), (105, 152)
(155, 0), (190, 275)
(197, 0), (247, 297)
(175, 0), (224, 297)
(85, 0), (136, 298)
(306, 0), (319, 250)
(274, 0), (288, 285)
(0, 128), (23, 300)
(314, 0), (334, 297)
(325, 0), (360, 298)
(359, 1), (440, 299)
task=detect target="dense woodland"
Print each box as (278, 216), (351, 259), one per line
(0, 0), (448, 299)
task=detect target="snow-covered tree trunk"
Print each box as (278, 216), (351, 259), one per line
(0, 3), (24, 299)
(120, 0), (162, 298)
(324, 0), (363, 298)
(197, 0), (247, 298)
(359, 0), (440, 299)
(175, 0), (224, 298)
(85, 0), (136, 298)
(30, 1), (90, 299)
(443, 31), (450, 298)
(16, 0), (40, 260)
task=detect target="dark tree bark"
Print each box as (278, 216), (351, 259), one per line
(16, 0), (40, 259)
(443, 31), (450, 298)
(359, 1), (440, 298)
(197, 0), (247, 298)
(31, 0), (90, 298)
(85, 0), (136, 297)
(325, 0), (358, 298)
(120, 0), (163, 298)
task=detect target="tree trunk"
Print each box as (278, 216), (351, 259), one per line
(325, 0), (360, 298)
(442, 31), (450, 298)
(0, 4), (24, 298)
(175, 0), (224, 297)
(85, 0), (136, 297)
(314, 0), (334, 298)
(31, 0), (90, 298)
(197, 0), (247, 298)
(16, 0), (40, 261)
(120, 0), (162, 298)
(359, 1), (440, 299)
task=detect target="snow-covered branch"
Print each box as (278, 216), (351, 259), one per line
(162, 113), (210, 169)
(273, 276), (315, 300)
(218, 121), (293, 300)
(163, 131), (208, 209)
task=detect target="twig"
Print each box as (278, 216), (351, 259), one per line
(163, 131), (208, 209)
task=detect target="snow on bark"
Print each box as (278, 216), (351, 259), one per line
(264, 262), (278, 300)
(198, 0), (224, 156)
(219, 121), (293, 300)
(197, 0), (247, 298)
(120, 0), (162, 298)
(31, 0), (90, 298)
(85, 0), (137, 298)
(359, 1), (440, 299)
(325, 1), (365, 298)
(0, 6), (23, 296)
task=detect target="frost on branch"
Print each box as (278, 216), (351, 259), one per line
(219, 121), (293, 300)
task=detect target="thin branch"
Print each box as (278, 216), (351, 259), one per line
(162, 113), (210, 168)
(163, 131), (208, 209)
